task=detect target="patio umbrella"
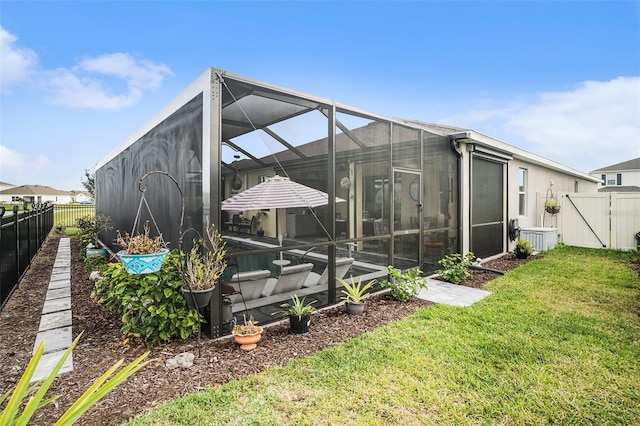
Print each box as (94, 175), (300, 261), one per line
(221, 175), (345, 245)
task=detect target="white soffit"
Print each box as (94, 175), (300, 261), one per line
(465, 130), (600, 182)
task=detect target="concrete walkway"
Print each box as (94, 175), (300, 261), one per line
(32, 237), (73, 382)
(418, 277), (492, 307)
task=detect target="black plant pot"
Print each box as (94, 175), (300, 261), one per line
(289, 314), (311, 334)
(515, 250), (529, 259)
(182, 287), (214, 309)
(257, 230), (265, 237)
(345, 302), (365, 315)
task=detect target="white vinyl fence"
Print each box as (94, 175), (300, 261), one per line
(536, 192), (640, 251)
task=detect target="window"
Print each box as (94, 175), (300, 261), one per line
(604, 173), (622, 186)
(574, 181), (579, 192)
(518, 168), (527, 215)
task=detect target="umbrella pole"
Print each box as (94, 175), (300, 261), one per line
(277, 208), (283, 260)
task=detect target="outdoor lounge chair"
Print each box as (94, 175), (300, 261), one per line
(261, 263), (314, 297)
(302, 257), (355, 288)
(226, 269), (272, 303)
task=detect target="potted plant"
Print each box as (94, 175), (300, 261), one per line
(544, 198), (561, 214)
(115, 221), (169, 274)
(231, 315), (263, 351)
(274, 294), (316, 334)
(514, 238), (534, 259)
(254, 210), (268, 237)
(338, 275), (376, 315)
(76, 213), (112, 258)
(635, 231), (640, 249)
(179, 224), (227, 309)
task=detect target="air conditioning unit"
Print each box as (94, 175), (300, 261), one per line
(520, 227), (558, 252)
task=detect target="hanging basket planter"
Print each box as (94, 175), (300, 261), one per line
(182, 286), (214, 309)
(544, 204), (561, 215)
(545, 188), (561, 215)
(117, 248), (170, 274)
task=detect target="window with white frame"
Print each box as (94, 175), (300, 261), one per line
(603, 173), (622, 186)
(518, 168), (527, 215)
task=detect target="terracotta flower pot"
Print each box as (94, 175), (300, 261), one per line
(232, 327), (264, 351)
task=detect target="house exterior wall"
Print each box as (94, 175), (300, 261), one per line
(591, 169), (640, 188)
(511, 159), (598, 231)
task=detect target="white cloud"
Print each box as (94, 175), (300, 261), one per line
(0, 26), (38, 92)
(440, 77), (640, 172)
(78, 53), (171, 91)
(43, 53), (173, 109)
(0, 145), (49, 183)
(0, 26), (173, 109)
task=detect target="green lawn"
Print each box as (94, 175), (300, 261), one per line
(127, 246), (640, 425)
(53, 204), (94, 226)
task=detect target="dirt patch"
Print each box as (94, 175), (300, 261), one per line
(0, 236), (531, 425)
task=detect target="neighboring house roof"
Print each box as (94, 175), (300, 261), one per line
(0, 181), (15, 187)
(0, 184), (69, 196)
(591, 157), (640, 173)
(598, 185), (640, 192)
(68, 190), (92, 197)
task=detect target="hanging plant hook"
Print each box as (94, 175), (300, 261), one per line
(136, 171), (185, 250)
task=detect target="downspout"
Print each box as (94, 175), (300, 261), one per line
(450, 137), (463, 254)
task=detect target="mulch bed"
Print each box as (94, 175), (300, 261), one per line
(0, 234), (533, 425)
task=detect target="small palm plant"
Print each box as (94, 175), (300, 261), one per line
(275, 294), (317, 320)
(338, 275), (376, 315)
(338, 275), (376, 305)
(274, 294), (316, 334)
(514, 238), (534, 259)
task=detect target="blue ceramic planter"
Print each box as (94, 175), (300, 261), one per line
(117, 249), (170, 274)
(86, 248), (107, 258)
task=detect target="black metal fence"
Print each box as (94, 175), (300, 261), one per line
(0, 205), (54, 309)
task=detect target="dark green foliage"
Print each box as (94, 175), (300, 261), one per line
(75, 213), (112, 257)
(81, 169), (95, 197)
(380, 266), (427, 302)
(436, 252), (476, 284)
(92, 250), (201, 347)
(83, 255), (108, 273)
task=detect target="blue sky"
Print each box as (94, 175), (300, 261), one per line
(1, 1), (639, 191)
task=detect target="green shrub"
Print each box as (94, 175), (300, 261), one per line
(84, 255), (109, 273)
(93, 250), (201, 347)
(380, 266), (427, 302)
(75, 213), (112, 257)
(435, 252), (476, 284)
